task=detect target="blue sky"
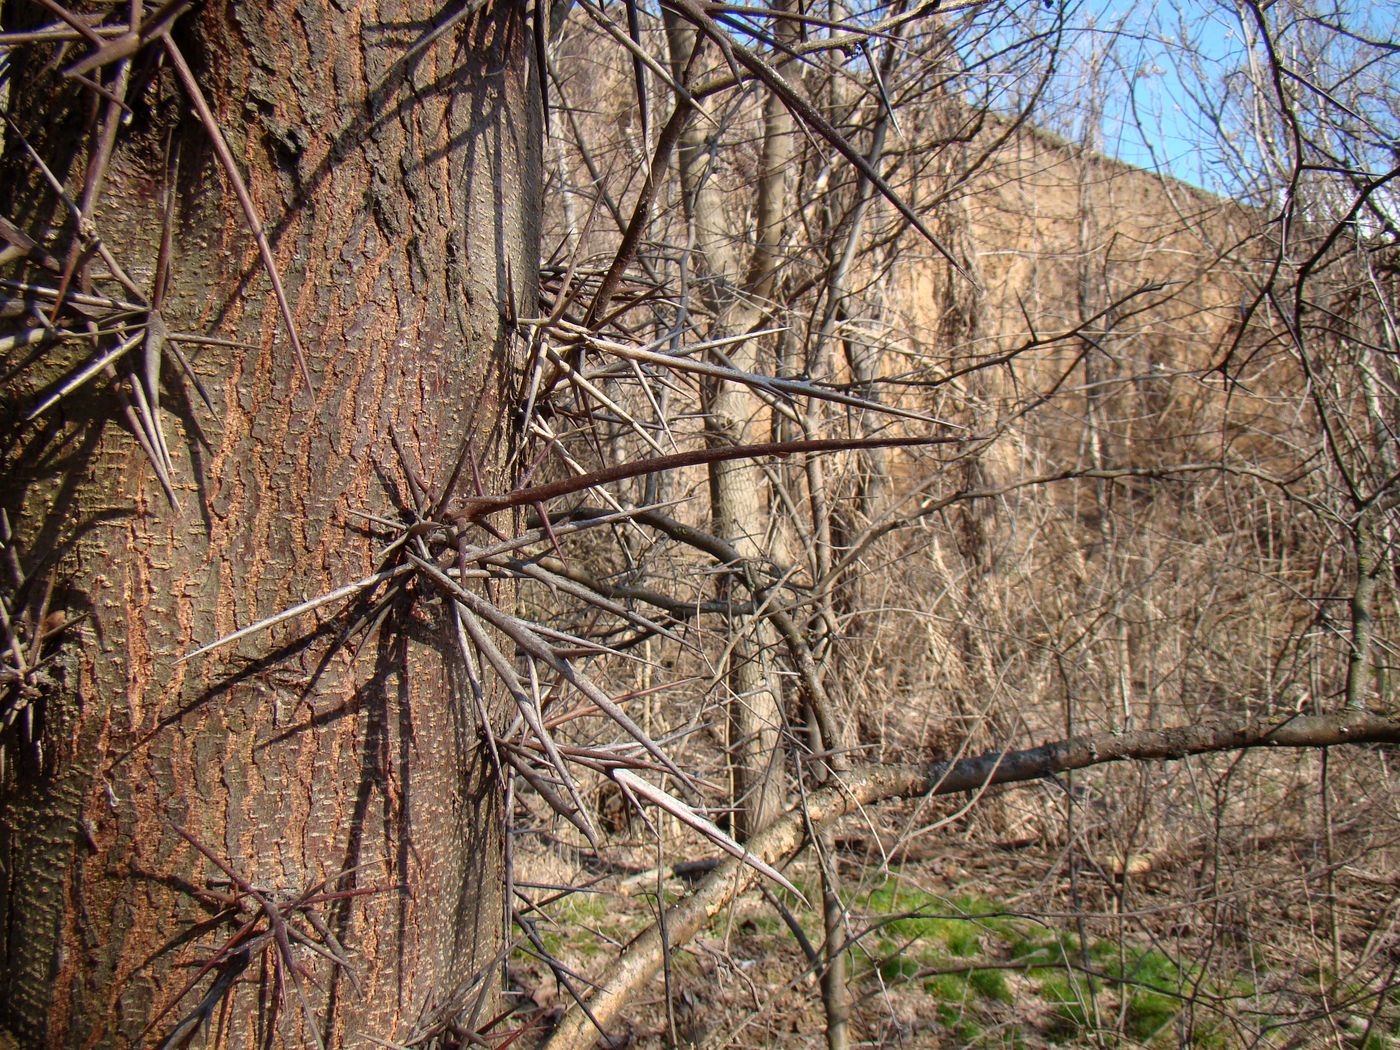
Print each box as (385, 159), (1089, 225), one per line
(1090, 4), (1241, 189)
(1048, 0), (1246, 191)
(946, 0), (1251, 192)
(1054, 0), (1400, 196)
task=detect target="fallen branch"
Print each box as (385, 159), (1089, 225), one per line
(539, 711), (1400, 1050)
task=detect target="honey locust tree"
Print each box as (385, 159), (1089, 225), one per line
(0, 1), (539, 1044)
(0, 0), (962, 1042)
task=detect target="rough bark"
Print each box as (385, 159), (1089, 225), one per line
(0, 2), (538, 1045)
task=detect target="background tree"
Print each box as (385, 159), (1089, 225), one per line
(529, 1), (1400, 1046)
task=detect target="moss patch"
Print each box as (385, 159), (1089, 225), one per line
(854, 874), (1232, 1047)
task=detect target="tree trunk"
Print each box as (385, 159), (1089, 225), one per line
(0, 2), (539, 1045)
(1346, 508), (1383, 711)
(664, 10), (792, 838)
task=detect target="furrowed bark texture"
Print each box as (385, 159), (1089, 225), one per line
(0, 1), (538, 1045)
(541, 712), (1400, 1050)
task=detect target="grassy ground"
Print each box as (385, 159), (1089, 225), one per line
(508, 803), (1400, 1049)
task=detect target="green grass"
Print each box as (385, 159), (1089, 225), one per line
(515, 889), (636, 962)
(854, 874), (1230, 1047)
(1361, 1029), (1399, 1050)
(969, 967), (1014, 1003)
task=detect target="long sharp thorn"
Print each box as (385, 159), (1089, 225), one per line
(153, 135), (179, 309)
(161, 36), (316, 396)
(0, 280), (141, 312)
(178, 564), (413, 661)
(524, 653), (601, 845)
(625, 0), (648, 149)
(65, 0), (196, 79)
(451, 596), (600, 846)
(431, 431), (476, 519)
(534, 0), (550, 138)
(389, 427), (429, 513)
(860, 40), (902, 139)
(152, 949), (251, 1050)
(612, 769), (806, 901)
(141, 311), (171, 464)
(115, 377), (180, 508)
(497, 556), (685, 648)
(503, 748), (597, 842)
(422, 557), (693, 789)
(453, 434), (958, 523)
(32, 0), (105, 49)
(544, 344), (668, 454)
(164, 336), (215, 413)
(27, 331), (144, 421)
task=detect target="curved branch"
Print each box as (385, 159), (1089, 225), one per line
(447, 434), (957, 524)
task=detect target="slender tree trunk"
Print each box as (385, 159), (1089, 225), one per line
(0, 2), (539, 1044)
(1346, 509), (1382, 712)
(664, 10), (792, 837)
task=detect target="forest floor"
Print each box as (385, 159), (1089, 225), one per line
(505, 787), (1400, 1050)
